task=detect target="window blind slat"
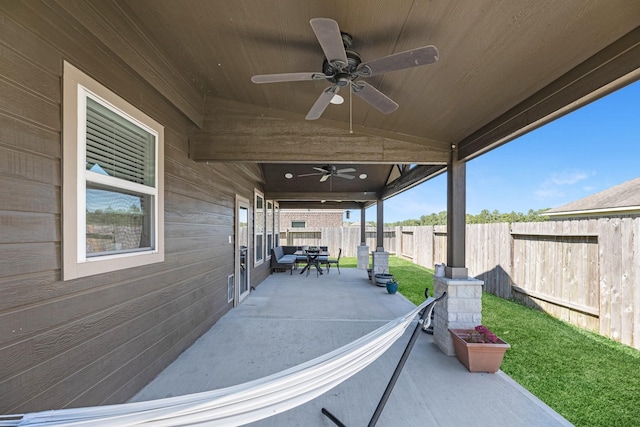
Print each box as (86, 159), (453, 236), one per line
(86, 98), (154, 186)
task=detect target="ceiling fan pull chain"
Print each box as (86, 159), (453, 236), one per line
(349, 81), (353, 134)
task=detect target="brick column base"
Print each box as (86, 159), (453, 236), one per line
(371, 251), (389, 283)
(433, 276), (484, 356)
(357, 245), (369, 270)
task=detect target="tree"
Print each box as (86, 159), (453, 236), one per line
(386, 208), (550, 226)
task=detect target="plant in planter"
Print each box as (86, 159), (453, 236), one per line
(386, 280), (398, 294)
(449, 325), (510, 373)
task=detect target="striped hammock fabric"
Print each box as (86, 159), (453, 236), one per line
(1, 298), (435, 427)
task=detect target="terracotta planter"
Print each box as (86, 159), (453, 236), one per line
(449, 329), (510, 373)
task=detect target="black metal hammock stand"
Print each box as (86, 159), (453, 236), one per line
(321, 289), (447, 427)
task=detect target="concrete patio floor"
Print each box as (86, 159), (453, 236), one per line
(131, 268), (572, 426)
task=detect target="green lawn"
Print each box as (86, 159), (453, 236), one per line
(340, 256), (640, 427)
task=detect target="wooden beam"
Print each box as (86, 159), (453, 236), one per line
(380, 164), (447, 199)
(190, 98), (450, 164)
(265, 192), (378, 201)
(446, 149), (467, 278)
(457, 26), (640, 161)
(376, 200), (384, 250)
(277, 201), (364, 210)
(512, 286), (599, 317)
(360, 207), (366, 245)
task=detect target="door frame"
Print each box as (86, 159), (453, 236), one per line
(235, 195), (251, 306)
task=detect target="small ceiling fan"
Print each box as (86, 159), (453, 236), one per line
(251, 18), (438, 120)
(298, 165), (356, 182)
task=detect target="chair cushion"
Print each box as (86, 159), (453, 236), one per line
(278, 254), (297, 263)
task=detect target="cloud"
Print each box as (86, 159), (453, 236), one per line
(534, 187), (564, 198)
(547, 171), (590, 185)
(534, 170), (590, 200)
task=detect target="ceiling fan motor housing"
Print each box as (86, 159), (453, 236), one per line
(322, 31), (361, 83)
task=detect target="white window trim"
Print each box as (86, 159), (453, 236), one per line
(265, 200), (273, 260)
(254, 189), (265, 267)
(62, 61), (164, 280)
(274, 201), (280, 248)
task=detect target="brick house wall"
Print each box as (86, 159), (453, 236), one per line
(280, 209), (344, 229)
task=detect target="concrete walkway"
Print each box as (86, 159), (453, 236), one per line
(131, 268), (572, 426)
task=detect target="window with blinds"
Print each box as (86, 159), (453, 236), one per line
(266, 200), (273, 259)
(83, 96), (158, 257)
(63, 61), (164, 280)
(254, 191), (264, 265)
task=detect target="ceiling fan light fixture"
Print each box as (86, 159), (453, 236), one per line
(284, 172), (294, 179)
(330, 94), (344, 104)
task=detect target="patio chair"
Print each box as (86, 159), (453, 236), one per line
(325, 248), (341, 275)
(295, 246), (308, 270)
(318, 246), (329, 266)
(304, 250), (322, 277)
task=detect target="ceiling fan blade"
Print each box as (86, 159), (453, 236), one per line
(336, 167), (356, 174)
(306, 86), (339, 120)
(356, 45), (439, 77)
(336, 173), (355, 180)
(352, 81), (398, 114)
(297, 172), (322, 177)
(319, 174), (330, 182)
(251, 72), (330, 84)
(313, 167), (329, 173)
(310, 18), (348, 66)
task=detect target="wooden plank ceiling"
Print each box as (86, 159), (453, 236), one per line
(70, 0), (640, 208)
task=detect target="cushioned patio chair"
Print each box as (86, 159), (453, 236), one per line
(270, 246), (296, 274)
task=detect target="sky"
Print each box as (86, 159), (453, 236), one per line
(364, 79), (640, 223)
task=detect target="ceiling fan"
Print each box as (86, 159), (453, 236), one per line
(251, 18), (439, 120)
(298, 165), (357, 182)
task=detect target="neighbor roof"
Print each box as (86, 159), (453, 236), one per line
(544, 177), (640, 218)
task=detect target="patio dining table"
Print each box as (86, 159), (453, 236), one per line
(294, 250), (329, 276)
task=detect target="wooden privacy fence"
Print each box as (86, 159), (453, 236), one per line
(280, 227), (396, 257)
(398, 219), (640, 350)
(280, 220), (639, 350)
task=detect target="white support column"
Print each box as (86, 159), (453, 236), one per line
(433, 276), (484, 356)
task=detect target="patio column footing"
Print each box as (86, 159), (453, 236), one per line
(433, 276), (484, 356)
